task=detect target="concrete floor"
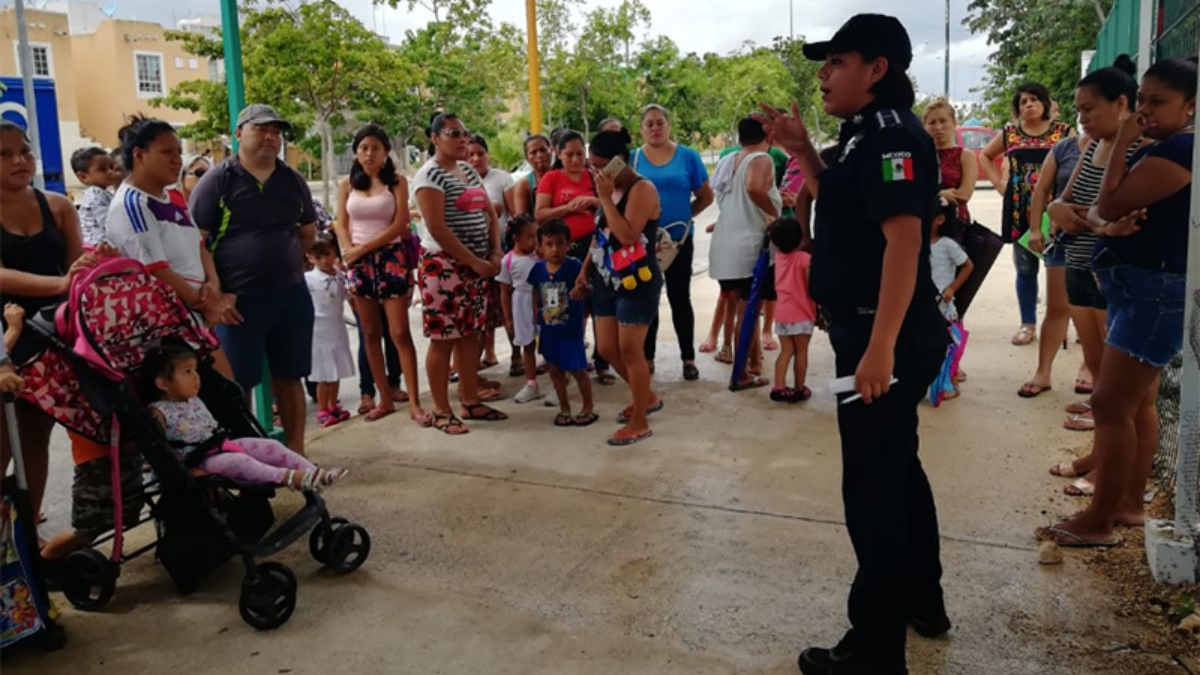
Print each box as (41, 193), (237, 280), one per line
(8, 191), (1178, 674)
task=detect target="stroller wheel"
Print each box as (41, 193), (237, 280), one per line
(308, 516), (348, 564)
(63, 549), (118, 611)
(238, 562), (297, 630)
(326, 523), (371, 574)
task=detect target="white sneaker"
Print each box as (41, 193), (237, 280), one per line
(514, 382), (543, 404)
(544, 388), (559, 407)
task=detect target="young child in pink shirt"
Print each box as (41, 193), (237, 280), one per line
(768, 217), (816, 403)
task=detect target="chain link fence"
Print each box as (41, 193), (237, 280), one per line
(1154, 354), (1185, 498)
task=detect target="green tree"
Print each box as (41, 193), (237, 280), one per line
(243, 0), (417, 205)
(966, 0), (1114, 126)
(152, 28), (232, 141)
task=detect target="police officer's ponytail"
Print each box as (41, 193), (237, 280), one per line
(871, 63), (915, 110)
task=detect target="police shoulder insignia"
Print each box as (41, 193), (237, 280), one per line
(881, 151), (914, 182)
(875, 109), (903, 128)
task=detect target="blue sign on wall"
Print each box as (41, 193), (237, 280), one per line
(0, 77), (66, 194)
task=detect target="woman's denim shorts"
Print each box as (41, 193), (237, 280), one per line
(1096, 264), (1185, 367)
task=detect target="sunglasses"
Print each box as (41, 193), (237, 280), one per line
(441, 128), (471, 139)
(190, 168), (207, 178)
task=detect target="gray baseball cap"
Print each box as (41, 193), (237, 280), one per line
(235, 103), (291, 130)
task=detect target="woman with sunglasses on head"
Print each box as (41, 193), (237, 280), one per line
(414, 113), (507, 435)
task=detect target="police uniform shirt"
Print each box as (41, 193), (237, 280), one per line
(809, 103), (941, 324)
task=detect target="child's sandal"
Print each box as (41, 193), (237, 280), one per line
(554, 412), (575, 427)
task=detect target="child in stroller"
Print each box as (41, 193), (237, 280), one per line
(143, 344), (347, 492)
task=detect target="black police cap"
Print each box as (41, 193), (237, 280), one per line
(802, 14), (913, 72)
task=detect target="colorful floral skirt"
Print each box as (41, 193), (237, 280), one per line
(346, 243), (411, 299)
(419, 251), (491, 341)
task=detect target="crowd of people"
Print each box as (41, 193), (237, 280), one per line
(0, 9), (1195, 672)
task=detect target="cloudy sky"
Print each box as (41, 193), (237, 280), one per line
(15, 0), (993, 102)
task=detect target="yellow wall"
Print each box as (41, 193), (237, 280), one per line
(71, 19), (208, 148)
(0, 9), (78, 120)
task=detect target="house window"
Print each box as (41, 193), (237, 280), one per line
(188, 58), (198, 70)
(12, 42), (52, 77)
(174, 56), (184, 68)
(134, 52), (165, 97)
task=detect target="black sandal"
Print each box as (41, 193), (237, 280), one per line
(461, 403), (509, 421)
(432, 412), (469, 435)
(554, 412), (574, 427)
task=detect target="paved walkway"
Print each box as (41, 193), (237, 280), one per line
(11, 192), (1182, 674)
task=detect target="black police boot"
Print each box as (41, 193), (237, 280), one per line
(797, 643), (908, 675)
(908, 610), (952, 638)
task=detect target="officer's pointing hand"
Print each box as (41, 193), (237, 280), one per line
(855, 345), (894, 405)
(756, 101), (809, 154)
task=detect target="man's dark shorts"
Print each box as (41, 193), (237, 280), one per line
(718, 277), (754, 301)
(216, 281), (314, 389)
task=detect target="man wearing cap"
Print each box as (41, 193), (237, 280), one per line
(759, 15), (950, 675)
(189, 104), (318, 454)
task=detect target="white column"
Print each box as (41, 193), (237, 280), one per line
(1137, 0), (1154, 77)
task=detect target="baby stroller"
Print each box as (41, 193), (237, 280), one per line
(16, 257), (370, 630)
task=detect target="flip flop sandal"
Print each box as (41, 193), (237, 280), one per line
(573, 412), (599, 427)
(1018, 382), (1051, 398)
(1074, 378), (1093, 394)
(554, 413), (575, 427)
(461, 403), (509, 421)
(479, 388), (505, 403)
(1065, 401), (1092, 415)
(358, 398), (375, 415)
(1011, 326), (1035, 346)
(509, 362), (525, 377)
(1035, 525), (1119, 548)
(479, 358), (499, 370)
(364, 406), (395, 422)
(1049, 461), (1082, 477)
(596, 371), (617, 386)
(770, 386), (795, 402)
(698, 340), (717, 354)
(411, 412), (434, 428)
(794, 385), (812, 402)
(617, 399), (664, 424)
(730, 375), (769, 392)
(1064, 478), (1095, 496)
(392, 389), (410, 403)
(762, 337), (779, 351)
(432, 412), (469, 435)
(713, 345), (734, 364)
(607, 428), (653, 446)
(1063, 414), (1095, 432)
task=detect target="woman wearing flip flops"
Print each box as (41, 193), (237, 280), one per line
(1037, 56), (1194, 549)
(413, 113), (509, 435)
(576, 130), (663, 446)
(334, 124), (429, 427)
(980, 84), (1074, 347)
(1037, 57), (1143, 497)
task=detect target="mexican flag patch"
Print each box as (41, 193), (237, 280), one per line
(881, 153), (914, 182)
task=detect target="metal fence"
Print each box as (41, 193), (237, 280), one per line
(1154, 0), (1200, 60)
(1154, 355), (1185, 497)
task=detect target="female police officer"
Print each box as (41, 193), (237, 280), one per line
(759, 15), (951, 675)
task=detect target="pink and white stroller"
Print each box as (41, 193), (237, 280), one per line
(16, 257), (369, 630)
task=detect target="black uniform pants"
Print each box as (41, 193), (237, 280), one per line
(828, 313), (946, 667)
(644, 234), (696, 362)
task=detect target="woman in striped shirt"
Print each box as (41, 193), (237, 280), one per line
(414, 113), (507, 435)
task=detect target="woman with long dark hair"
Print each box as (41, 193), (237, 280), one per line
(511, 134), (552, 217)
(760, 14), (951, 673)
(576, 129), (662, 446)
(334, 123), (428, 426)
(414, 113), (507, 434)
(980, 83), (1074, 346)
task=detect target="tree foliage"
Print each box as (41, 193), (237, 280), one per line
(966, 0), (1114, 126)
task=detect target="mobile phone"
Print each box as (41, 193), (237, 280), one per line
(602, 155), (627, 179)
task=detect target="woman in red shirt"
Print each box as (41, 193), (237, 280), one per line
(535, 130), (600, 260)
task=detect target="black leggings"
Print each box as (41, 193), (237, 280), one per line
(644, 234), (696, 362)
(356, 305), (401, 396)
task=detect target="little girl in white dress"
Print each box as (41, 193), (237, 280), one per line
(306, 234), (356, 427)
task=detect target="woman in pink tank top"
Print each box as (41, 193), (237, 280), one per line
(334, 124), (429, 427)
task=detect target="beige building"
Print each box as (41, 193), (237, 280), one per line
(0, 2), (216, 190)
